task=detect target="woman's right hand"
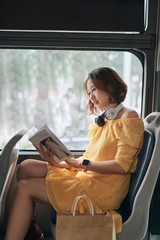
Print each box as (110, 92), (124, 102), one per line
(34, 143), (71, 168)
(34, 143), (56, 165)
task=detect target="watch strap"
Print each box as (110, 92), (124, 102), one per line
(82, 165), (88, 172)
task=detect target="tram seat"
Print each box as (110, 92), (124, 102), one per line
(117, 112), (160, 240)
(0, 129), (27, 228)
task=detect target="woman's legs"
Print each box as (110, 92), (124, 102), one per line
(5, 159), (51, 240)
(5, 178), (51, 240)
(17, 159), (48, 220)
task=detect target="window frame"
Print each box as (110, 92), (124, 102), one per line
(0, 0), (159, 153)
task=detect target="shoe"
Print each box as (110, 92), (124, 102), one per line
(25, 219), (45, 240)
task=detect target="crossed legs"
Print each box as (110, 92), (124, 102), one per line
(5, 159), (51, 240)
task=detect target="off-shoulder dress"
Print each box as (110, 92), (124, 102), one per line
(46, 117), (144, 233)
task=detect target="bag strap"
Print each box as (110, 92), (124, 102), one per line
(71, 195), (94, 216)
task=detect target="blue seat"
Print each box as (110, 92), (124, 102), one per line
(117, 112), (160, 240)
(117, 129), (155, 223)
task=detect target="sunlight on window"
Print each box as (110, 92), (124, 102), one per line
(0, 50), (142, 150)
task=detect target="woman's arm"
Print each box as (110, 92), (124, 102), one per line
(36, 143), (125, 174)
(87, 159), (126, 174)
(64, 157), (126, 175)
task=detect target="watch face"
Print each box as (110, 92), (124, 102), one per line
(82, 159), (89, 166)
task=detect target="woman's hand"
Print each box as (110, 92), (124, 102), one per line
(34, 143), (72, 168)
(34, 143), (57, 166)
(62, 156), (82, 169)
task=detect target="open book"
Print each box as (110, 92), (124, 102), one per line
(28, 125), (72, 163)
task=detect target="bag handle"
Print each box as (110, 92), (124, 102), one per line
(71, 195), (94, 216)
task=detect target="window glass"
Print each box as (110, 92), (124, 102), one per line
(0, 50), (142, 150)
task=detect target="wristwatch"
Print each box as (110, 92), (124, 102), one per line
(82, 159), (90, 172)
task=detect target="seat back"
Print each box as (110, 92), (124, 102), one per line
(0, 129), (27, 226)
(117, 112), (160, 240)
(117, 129), (155, 222)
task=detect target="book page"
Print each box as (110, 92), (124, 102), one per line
(28, 125), (72, 163)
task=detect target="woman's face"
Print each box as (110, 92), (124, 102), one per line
(86, 78), (114, 110)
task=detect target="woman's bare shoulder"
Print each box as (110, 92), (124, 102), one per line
(121, 108), (139, 119)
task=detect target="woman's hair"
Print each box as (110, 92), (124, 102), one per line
(84, 67), (128, 115)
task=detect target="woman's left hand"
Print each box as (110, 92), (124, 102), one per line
(62, 156), (82, 169)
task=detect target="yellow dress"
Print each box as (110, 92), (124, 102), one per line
(46, 117), (144, 233)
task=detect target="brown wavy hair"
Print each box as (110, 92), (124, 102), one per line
(84, 67), (128, 115)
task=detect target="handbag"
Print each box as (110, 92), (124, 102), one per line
(56, 195), (116, 240)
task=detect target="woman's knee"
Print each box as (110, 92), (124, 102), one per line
(16, 178), (50, 205)
(17, 159), (47, 181)
(15, 179), (37, 203)
(17, 159), (32, 181)
(17, 160), (28, 181)
(16, 178), (31, 197)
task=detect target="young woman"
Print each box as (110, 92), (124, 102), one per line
(5, 67), (144, 240)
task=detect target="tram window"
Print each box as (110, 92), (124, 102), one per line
(0, 50), (142, 150)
